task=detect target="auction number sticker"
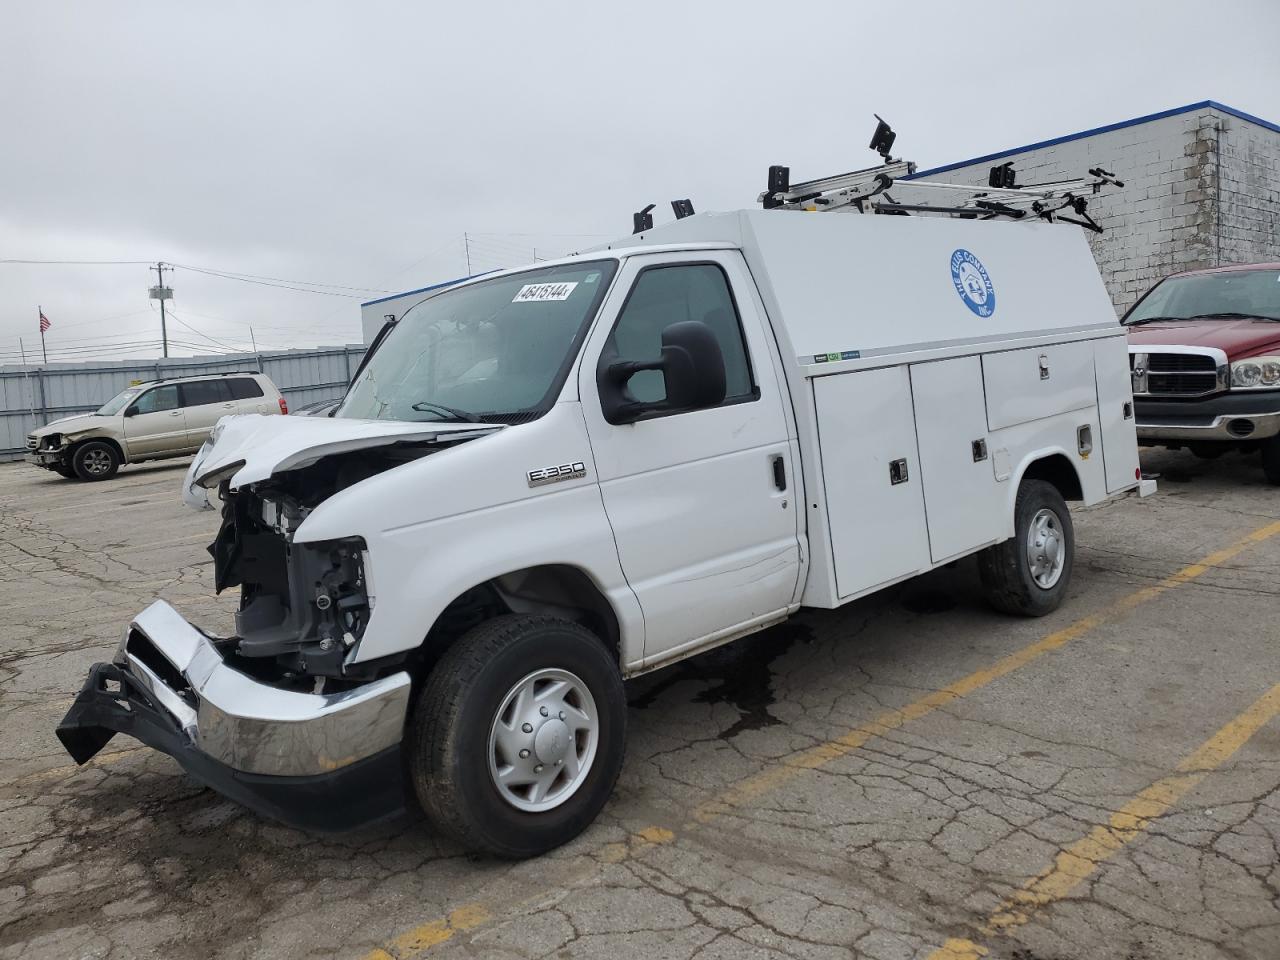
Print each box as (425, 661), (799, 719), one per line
(513, 282), (578, 303)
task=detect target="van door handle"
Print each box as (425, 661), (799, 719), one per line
(771, 455), (787, 491)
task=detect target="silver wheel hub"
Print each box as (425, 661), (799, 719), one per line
(488, 668), (598, 812)
(84, 449), (111, 474)
(1027, 507), (1065, 589)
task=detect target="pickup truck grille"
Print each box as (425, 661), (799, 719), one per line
(1130, 350), (1225, 398)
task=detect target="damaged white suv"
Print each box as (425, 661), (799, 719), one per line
(56, 210), (1144, 856)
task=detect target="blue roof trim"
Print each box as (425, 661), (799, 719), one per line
(361, 276), (466, 308)
(907, 100), (1279, 180)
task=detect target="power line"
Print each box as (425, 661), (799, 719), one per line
(0, 258), (155, 265)
(170, 261), (396, 295)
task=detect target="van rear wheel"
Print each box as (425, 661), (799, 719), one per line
(406, 614), (626, 858)
(978, 479), (1074, 617)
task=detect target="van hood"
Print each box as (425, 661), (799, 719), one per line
(190, 413), (505, 490)
(1126, 318), (1280, 361)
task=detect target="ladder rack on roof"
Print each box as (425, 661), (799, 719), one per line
(755, 116), (1124, 233)
(629, 115), (1125, 235)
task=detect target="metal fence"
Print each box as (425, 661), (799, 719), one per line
(0, 344), (366, 461)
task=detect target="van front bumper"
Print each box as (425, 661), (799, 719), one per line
(56, 600), (412, 831)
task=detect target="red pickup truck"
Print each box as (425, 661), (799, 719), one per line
(1123, 262), (1280, 484)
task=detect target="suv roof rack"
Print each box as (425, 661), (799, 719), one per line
(135, 370), (260, 386)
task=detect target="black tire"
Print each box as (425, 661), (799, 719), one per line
(406, 614), (626, 858)
(53, 464), (78, 479)
(71, 440), (121, 481)
(977, 479), (1074, 617)
(1263, 437), (1280, 486)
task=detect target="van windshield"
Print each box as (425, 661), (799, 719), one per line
(339, 260), (617, 424)
(1124, 269), (1280, 324)
(96, 386), (144, 416)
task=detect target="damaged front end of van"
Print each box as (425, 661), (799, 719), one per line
(55, 414), (502, 830)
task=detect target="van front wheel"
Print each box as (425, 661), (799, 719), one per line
(406, 614), (626, 858)
(978, 479), (1074, 617)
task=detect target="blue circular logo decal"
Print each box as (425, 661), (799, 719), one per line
(950, 249), (996, 317)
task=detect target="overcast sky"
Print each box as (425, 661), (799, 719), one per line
(2, 0), (1278, 363)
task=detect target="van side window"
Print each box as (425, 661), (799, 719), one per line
(133, 385), (179, 414)
(227, 377), (264, 400)
(605, 263), (756, 406)
(181, 380), (233, 407)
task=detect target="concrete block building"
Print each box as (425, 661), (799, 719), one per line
(901, 101), (1280, 314)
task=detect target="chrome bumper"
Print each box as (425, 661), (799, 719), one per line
(1136, 408), (1280, 442)
(106, 600), (409, 776)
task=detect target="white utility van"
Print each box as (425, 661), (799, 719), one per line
(57, 206), (1147, 857)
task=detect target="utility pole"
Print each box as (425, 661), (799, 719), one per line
(464, 232), (472, 275)
(149, 262), (173, 358)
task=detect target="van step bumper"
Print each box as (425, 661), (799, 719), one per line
(55, 600), (412, 832)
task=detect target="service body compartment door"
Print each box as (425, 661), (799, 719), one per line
(982, 340), (1096, 430)
(910, 356), (1005, 563)
(814, 367), (930, 599)
(1093, 337), (1141, 492)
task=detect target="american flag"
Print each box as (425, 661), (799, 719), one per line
(39, 309), (50, 333)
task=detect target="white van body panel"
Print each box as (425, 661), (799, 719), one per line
(293, 402), (645, 666)
(188, 210), (1141, 674)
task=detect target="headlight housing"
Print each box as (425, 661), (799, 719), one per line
(1230, 355), (1280, 390)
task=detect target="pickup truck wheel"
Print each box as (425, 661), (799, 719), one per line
(1262, 437), (1280, 486)
(406, 614), (625, 858)
(71, 441), (120, 481)
(977, 479), (1074, 617)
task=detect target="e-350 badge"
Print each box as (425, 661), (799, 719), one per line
(527, 460), (587, 487)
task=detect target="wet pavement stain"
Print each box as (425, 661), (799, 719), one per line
(628, 620), (814, 739)
(900, 588), (958, 614)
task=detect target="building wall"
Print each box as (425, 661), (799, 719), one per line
(1219, 115), (1280, 266)
(899, 105), (1280, 315)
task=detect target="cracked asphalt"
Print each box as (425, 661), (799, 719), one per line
(2, 448), (1278, 960)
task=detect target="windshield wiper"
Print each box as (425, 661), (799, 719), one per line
(1188, 312), (1280, 322)
(1124, 315), (1185, 327)
(409, 400), (483, 423)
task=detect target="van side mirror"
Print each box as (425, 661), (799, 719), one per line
(600, 320), (727, 425)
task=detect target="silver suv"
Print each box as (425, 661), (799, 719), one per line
(25, 372), (287, 481)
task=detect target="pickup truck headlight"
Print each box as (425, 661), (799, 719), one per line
(1230, 356), (1280, 389)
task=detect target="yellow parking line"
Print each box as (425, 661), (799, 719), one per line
(364, 904), (492, 960)
(338, 518), (1280, 959)
(690, 518), (1280, 825)
(2, 746), (148, 789)
(929, 681), (1280, 959)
